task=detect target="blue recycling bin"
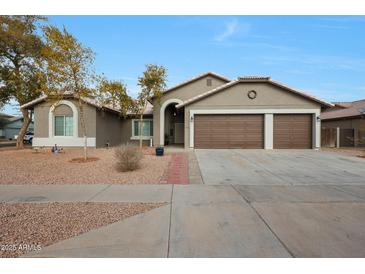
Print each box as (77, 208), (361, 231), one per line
(155, 147), (164, 156)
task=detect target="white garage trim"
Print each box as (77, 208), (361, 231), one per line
(313, 113), (321, 149)
(189, 108), (321, 149)
(264, 114), (273, 149)
(33, 137), (96, 147)
(159, 98), (183, 146)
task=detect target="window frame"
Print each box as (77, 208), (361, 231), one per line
(54, 115), (74, 137)
(131, 119), (153, 140)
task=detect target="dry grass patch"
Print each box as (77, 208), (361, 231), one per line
(0, 202), (165, 257)
(69, 157), (100, 163)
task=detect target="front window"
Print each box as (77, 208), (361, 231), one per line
(133, 120), (153, 137)
(54, 116), (73, 136)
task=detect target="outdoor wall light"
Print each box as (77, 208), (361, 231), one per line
(316, 116), (321, 122)
(190, 116), (194, 122)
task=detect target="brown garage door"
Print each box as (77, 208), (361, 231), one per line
(194, 114), (264, 148)
(274, 114), (312, 149)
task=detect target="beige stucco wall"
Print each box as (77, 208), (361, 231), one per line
(183, 82), (322, 148)
(34, 102), (49, 138)
(152, 75), (228, 146)
(121, 115), (153, 146)
(95, 110), (123, 147)
(54, 104), (73, 116)
(33, 99), (96, 138)
(79, 103), (97, 137)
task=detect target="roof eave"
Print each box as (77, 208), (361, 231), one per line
(176, 78), (334, 109)
(267, 79), (334, 108)
(321, 114), (364, 121)
(176, 80), (238, 109)
(158, 72), (231, 98)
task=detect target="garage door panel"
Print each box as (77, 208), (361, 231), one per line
(274, 114), (312, 149)
(194, 114), (264, 149)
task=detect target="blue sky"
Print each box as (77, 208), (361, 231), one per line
(3, 15), (365, 115)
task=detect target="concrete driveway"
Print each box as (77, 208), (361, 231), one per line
(195, 149), (365, 185)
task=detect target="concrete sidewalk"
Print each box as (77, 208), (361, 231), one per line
(0, 184), (172, 203)
(25, 185), (291, 258)
(1, 183), (364, 257)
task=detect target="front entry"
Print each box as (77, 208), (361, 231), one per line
(164, 103), (184, 146)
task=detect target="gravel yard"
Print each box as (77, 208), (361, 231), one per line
(0, 148), (171, 184)
(0, 202), (164, 257)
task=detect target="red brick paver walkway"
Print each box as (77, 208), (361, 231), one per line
(160, 153), (189, 184)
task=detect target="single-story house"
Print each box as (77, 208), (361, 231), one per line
(21, 72), (332, 149)
(321, 100), (365, 147)
(0, 112), (34, 140)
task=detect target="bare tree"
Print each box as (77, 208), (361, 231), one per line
(135, 64), (167, 148)
(41, 26), (95, 160)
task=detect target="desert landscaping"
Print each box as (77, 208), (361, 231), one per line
(0, 147), (171, 184)
(0, 202), (164, 257)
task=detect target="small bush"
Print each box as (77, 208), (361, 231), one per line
(114, 144), (143, 172)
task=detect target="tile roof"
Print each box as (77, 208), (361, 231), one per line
(332, 102), (353, 108)
(321, 99), (365, 120)
(176, 76), (333, 108)
(238, 76), (271, 80)
(20, 93), (153, 116)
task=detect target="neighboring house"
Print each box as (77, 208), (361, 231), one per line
(0, 112), (34, 140)
(321, 100), (365, 147)
(21, 72), (332, 149)
(0, 112), (12, 138)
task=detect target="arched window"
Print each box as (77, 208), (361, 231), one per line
(53, 104), (74, 136)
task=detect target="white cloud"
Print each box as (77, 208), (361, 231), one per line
(214, 19), (249, 42)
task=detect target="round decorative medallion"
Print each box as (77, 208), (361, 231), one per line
(247, 90), (257, 99)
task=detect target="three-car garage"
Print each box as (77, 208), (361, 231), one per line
(171, 75), (329, 150)
(193, 113), (313, 149)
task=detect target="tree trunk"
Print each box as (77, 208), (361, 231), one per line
(16, 108), (31, 149)
(139, 113), (143, 149)
(139, 103), (147, 149)
(78, 101), (87, 161)
(84, 134), (87, 160)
